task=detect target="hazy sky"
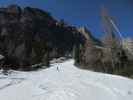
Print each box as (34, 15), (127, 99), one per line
(0, 0), (133, 38)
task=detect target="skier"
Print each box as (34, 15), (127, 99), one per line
(56, 66), (59, 72)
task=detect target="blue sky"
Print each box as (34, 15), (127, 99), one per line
(0, 0), (133, 38)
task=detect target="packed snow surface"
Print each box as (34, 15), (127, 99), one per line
(0, 59), (133, 100)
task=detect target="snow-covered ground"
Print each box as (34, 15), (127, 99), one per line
(0, 59), (133, 100)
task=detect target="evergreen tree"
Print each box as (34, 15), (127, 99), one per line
(45, 51), (50, 67)
(73, 45), (80, 64)
(42, 51), (50, 67)
(59, 19), (65, 27)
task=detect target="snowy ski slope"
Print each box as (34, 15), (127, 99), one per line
(0, 59), (133, 100)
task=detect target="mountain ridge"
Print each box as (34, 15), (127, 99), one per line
(0, 5), (99, 70)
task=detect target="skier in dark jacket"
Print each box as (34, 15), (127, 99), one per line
(56, 66), (59, 72)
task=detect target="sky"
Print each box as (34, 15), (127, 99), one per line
(0, 0), (133, 38)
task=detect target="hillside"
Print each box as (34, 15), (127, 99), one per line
(0, 5), (89, 70)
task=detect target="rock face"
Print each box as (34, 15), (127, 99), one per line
(77, 27), (101, 45)
(0, 5), (85, 70)
(75, 27), (133, 77)
(122, 38), (133, 60)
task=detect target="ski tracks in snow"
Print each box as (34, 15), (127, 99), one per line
(0, 59), (133, 100)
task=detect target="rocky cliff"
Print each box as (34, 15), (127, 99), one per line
(0, 5), (87, 70)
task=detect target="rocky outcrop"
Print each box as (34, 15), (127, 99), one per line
(75, 27), (133, 77)
(0, 5), (85, 70)
(78, 27), (101, 45)
(122, 38), (133, 60)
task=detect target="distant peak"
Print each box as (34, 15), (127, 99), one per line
(77, 26), (101, 45)
(77, 26), (93, 40)
(78, 26), (88, 34)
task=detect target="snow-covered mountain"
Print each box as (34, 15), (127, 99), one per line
(0, 59), (133, 100)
